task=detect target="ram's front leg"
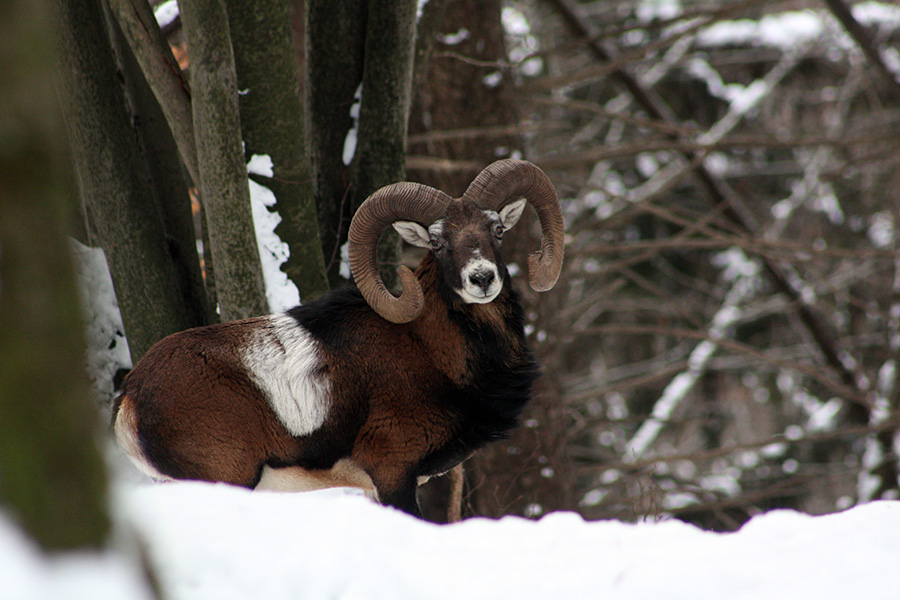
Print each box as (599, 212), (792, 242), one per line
(360, 462), (420, 517)
(354, 441), (421, 515)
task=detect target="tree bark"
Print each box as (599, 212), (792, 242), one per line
(180, 0), (268, 321)
(0, 0), (110, 550)
(408, 0), (521, 195)
(307, 0), (367, 286)
(54, 0), (198, 363)
(104, 2), (212, 327)
(226, 0), (330, 302)
(350, 0), (418, 288)
(106, 0), (199, 185)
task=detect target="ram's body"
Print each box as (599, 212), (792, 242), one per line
(113, 159), (564, 517)
(114, 254), (537, 513)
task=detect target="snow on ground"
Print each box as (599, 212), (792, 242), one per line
(3, 478), (899, 600)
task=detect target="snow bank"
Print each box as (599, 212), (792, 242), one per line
(0, 508), (152, 600)
(4, 481), (898, 600)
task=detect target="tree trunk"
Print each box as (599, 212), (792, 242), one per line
(180, 0), (269, 321)
(350, 0), (418, 288)
(105, 3), (212, 327)
(307, 0), (366, 286)
(226, 0), (329, 302)
(0, 0), (110, 550)
(106, 0), (198, 185)
(54, 0), (199, 363)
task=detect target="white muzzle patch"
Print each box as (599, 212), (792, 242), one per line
(457, 254), (502, 304)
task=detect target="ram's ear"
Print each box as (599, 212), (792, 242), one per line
(392, 221), (432, 248)
(499, 199), (527, 230)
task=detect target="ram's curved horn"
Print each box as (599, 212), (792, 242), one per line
(463, 159), (565, 292)
(348, 182), (452, 323)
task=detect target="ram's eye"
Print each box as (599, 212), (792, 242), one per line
(429, 238), (442, 251)
(493, 224), (505, 239)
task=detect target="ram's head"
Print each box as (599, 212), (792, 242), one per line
(349, 159), (565, 323)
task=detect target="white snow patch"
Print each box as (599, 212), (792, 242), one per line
(339, 241), (351, 280)
(853, 1), (900, 28)
(0, 509), (153, 600)
(417, 0), (430, 21)
(807, 398), (842, 432)
(483, 71), (503, 88)
(697, 4), (900, 61)
(247, 154), (274, 178)
(438, 29), (470, 45)
(71, 240), (132, 401)
(153, 0), (179, 30)
(501, 7), (530, 36)
(342, 84), (363, 166)
(698, 11), (826, 50)
(637, 0), (683, 23)
(868, 212), (894, 248)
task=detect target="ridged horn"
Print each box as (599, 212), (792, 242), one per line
(348, 182), (452, 323)
(463, 159), (565, 292)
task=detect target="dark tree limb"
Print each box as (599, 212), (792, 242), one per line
(55, 0), (198, 362)
(350, 0), (419, 289)
(104, 2), (212, 327)
(307, 0), (367, 286)
(107, 0), (199, 184)
(411, 0), (452, 98)
(822, 0), (900, 97)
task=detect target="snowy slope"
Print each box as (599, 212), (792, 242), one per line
(3, 481), (899, 600)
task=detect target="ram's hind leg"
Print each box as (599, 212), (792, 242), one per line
(114, 395), (173, 482)
(255, 459), (377, 498)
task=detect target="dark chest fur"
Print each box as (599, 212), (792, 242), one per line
(289, 271), (540, 477)
(420, 292), (539, 474)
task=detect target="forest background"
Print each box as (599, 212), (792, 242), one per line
(2, 0), (899, 551)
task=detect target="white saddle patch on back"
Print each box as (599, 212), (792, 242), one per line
(243, 313), (331, 437)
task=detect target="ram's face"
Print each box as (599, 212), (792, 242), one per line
(394, 198), (526, 304)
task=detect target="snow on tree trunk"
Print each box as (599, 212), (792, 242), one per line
(226, 0), (330, 303)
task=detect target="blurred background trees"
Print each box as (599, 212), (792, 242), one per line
(406, 0), (900, 528)
(448, 0), (900, 530)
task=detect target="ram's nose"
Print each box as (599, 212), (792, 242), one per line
(468, 270), (496, 291)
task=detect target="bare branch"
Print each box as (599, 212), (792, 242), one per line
(822, 0), (900, 97)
